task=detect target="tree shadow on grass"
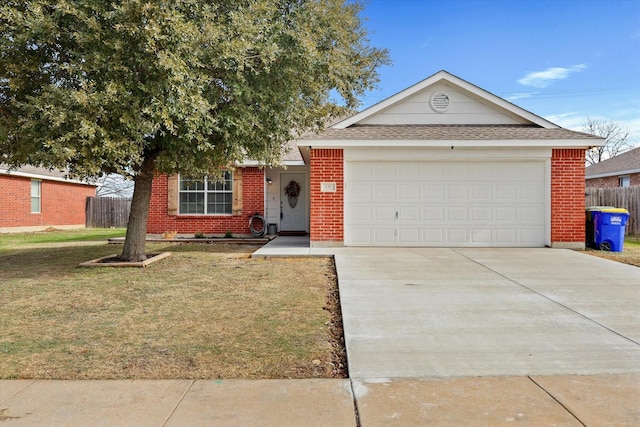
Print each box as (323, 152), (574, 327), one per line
(0, 243), (262, 280)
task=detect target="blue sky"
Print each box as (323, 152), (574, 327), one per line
(357, 0), (640, 145)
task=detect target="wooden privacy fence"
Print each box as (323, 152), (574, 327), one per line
(85, 197), (132, 228)
(585, 187), (640, 235)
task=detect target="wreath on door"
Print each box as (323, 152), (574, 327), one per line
(284, 180), (301, 208)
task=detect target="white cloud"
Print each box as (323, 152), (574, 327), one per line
(518, 64), (587, 88)
(545, 112), (584, 130)
(506, 92), (538, 101)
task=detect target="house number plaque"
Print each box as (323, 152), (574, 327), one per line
(320, 182), (337, 193)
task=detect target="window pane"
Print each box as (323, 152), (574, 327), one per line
(179, 193), (204, 214)
(207, 171), (232, 191)
(180, 179), (204, 191)
(31, 180), (41, 213)
(178, 172), (232, 215)
(207, 192), (232, 214)
(31, 180), (41, 196)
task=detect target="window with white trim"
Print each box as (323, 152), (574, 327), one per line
(31, 180), (41, 213)
(619, 176), (630, 187)
(179, 172), (233, 214)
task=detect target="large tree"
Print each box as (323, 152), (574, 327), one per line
(1, 0), (388, 261)
(583, 117), (632, 165)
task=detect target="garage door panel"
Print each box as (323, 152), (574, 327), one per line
(447, 184), (468, 200)
(373, 228), (396, 245)
(398, 163), (422, 179)
(421, 164), (445, 180)
(350, 183), (373, 201)
(495, 229), (517, 244)
(375, 184), (396, 199)
(495, 184), (517, 199)
(520, 206), (545, 222)
(447, 207), (468, 221)
(496, 207), (516, 221)
(348, 228), (373, 245)
(471, 207), (493, 221)
(398, 206), (420, 221)
(470, 184), (492, 200)
(447, 229), (469, 244)
(423, 229), (445, 244)
(374, 206), (396, 221)
(373, 163), (395, 180)
(519, 228), (545, 243)
(345, 160), (547, 247)
(445, 163), (469, 179)
(423, 207), (445, 220)
(424, 184), (444, 199)
(471, 229), (492, 244)
(398, 184), (420, 201)
(349, 206), (373, 222)
(518, 162), (545, 178)
(398, 228), (420, 244)
(520, 183), (544, 199)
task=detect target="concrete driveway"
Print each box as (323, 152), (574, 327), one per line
(335, 248), (640, 379)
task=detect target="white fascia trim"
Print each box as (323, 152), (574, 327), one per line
(236, 159), (306, 167)
(586, 169), (640, 179)
(297, 139), (597, 148)
(0, 169), (96, 186)
(333, 70), (559, 129)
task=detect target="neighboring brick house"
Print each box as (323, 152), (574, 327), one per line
(0, 165), (97, 232)
(585, 146), (640, 188)
(148, 70), (603, 249)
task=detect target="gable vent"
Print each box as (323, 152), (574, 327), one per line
(430, 92), (450, 112)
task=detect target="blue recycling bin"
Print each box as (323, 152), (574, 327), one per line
(586, 207), (630, 252)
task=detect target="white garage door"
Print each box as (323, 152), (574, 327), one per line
(345, 161), (546, 247)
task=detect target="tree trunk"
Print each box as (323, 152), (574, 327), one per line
(120, 155), (157, 262)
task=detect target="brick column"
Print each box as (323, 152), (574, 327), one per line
(309, 148), (344, 246)
(551, 148), (586, 249)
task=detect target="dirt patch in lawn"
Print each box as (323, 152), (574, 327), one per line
(0, 241), (347, 380)
(584, 236), (640, 268)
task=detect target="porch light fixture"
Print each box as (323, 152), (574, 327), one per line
(266, 178), (273, 185)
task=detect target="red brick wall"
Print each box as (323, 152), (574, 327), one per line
(586, 172), (640, 188)
(309, 149), (344, 243)
(551, 149), (586, 245)
(0, 175), (95, 228)
(147, 167), (264, 234)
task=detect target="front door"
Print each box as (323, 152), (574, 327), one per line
(280, 173), (307, 232)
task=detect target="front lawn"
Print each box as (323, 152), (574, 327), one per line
(0, 230), (344, 379)
(585, 235), (640, 267)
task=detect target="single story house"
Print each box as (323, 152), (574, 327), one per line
(148, 70), (603, 249)
(0, 165), (97, 232)
(585, 146), (640, 187)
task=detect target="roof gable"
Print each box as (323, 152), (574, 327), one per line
(333, 70), (559, 129)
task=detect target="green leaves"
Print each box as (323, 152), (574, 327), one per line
(1, 0), (389, 179)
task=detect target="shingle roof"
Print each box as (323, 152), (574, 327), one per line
(301, 124), (601, 141)
(0, 164), (96, 186)
(585, 146), (640, 177)
(281, 139), (303, 162)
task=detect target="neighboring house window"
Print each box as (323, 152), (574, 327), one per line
(619, 176), (630, 187)
(179, 172), (233, 215)
(31, 180), (41, 213)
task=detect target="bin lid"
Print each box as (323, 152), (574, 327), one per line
(600, 208), (629, 214)
(586, 206), (615, 211)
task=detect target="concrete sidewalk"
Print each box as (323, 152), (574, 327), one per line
(2, 375), (639, 426)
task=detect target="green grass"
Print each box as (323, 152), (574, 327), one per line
(624, 235), (640, 247)
(0, 228), (126, 249)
